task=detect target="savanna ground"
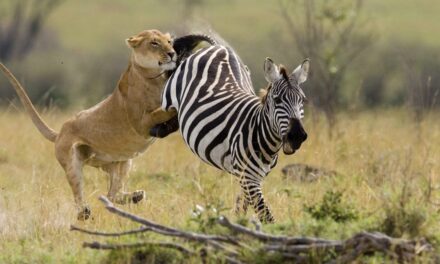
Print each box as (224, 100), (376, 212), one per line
(0, 107), (439, 263)
(1, 0), (440, 262)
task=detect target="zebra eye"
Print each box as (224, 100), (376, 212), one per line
(273, 96), (282, 104)
(303, 96), (309, 105)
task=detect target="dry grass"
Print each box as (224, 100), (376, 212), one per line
(0, 107), (439, 263)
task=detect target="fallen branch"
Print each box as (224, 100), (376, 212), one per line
(73, 196), (436, 263)
(71, 225), (152, 237)
(83, 240), (194, 255)
(218, 216), (339, 245)
(329, 232), (434, 264)
(98, 196), (239, 246)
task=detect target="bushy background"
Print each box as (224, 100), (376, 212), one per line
(1, 0), (439, 111)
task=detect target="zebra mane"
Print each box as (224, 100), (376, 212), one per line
(166, 34), (217, 78)
(259, 86), (270, 104)
(280, 65), (295, 90)
(197, 28), (251, 78)
(259, 65), (291, 104)
(279, 65), (289, 81)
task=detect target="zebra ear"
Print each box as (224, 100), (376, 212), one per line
(263, 58), (281, 83)
(292, 59), (310, 84)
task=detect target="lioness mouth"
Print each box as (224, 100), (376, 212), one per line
(159, 61), (176, 70)
(160, 61), (175, 66)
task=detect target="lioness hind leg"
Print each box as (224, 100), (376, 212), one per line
(56, 142), (90, 220)
(104, 160), (146, 205)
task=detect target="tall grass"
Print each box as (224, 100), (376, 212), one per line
(0, 107), (439, 262)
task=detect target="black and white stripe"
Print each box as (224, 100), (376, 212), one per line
(162, 45), (309, 223)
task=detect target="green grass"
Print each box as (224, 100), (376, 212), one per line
(0, 108), (439, 262)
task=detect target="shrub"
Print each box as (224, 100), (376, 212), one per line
(303, 190), (358, 223)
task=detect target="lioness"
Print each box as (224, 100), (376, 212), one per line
(0, 29), (183, 220)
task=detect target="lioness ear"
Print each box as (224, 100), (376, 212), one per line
(126, 36), (143, 48)
(165, 32), (175, 44)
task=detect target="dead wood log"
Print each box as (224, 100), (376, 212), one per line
(72, 195), (436, 263)
(83, 240), (194, 255)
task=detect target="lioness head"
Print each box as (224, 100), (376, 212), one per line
(126, 29), (176, 71)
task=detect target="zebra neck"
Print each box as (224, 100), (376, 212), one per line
(255, 105), (283, 157)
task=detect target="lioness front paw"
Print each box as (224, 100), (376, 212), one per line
(77, 206), (91, 221)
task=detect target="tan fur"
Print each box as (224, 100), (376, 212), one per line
(259, 87), (269, 103)
(0, 29), (177, 220)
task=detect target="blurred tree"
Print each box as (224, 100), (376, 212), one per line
(402, 56), (439, 125)
(177, 0), (207, 33)
(182, 0), (205, 21)
(279, 0), (372, 134)
(0, 0), (62, 62)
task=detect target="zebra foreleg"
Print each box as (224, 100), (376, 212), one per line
(240, 179), (275, 223)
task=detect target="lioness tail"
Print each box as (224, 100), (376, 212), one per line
(0, 63), (58, 142)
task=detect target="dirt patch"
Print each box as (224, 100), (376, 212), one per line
(281, 163), (337, 182)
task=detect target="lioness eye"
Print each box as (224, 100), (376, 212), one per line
(151, 41), (159, 47)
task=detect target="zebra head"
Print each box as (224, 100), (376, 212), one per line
(263, 58), (309, 155)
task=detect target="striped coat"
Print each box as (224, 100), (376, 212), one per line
(162, 45), (309, 222)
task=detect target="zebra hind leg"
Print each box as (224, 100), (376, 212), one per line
(234, 192), (250, 215)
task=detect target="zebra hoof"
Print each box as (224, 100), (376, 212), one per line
(149, 116), (179, 138)
(149, 125), (168, 138)
(132, 190), (146, 204)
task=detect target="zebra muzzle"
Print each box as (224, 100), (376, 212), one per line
(282, 140), (296, 155)
(282, 118), (307, 155)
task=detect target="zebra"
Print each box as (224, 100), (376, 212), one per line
(157, 44), (309, 223)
